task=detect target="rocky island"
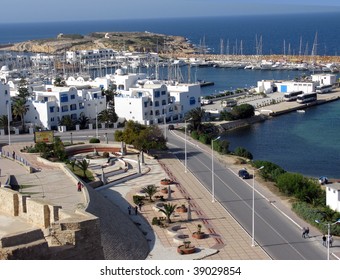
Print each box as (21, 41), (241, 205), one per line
(0, 31), (197, 56)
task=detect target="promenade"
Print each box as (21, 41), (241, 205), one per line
(1, 136), (339, 260)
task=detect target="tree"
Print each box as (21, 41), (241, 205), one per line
(98, 107), (118, 128)
(234, 146), (253, 160)
(76, 159), (90, 178)
(17, 78), (30, 99)
(0, 115), (8, 130)
(59, 115), (76, 130)
(133, 126), (167, 152)
(231, 104), (255, 119)
(53, 77), (66, 87)
(185, 107), (205, 132)
(77, 112), (89, 129)
(142, 184), (158, 202)
(12, 97), (29, 132)
(158, 203), (177, 223)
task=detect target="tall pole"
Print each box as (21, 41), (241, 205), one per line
(252, 166), (264, 247)
(95, 100), (98, 139)
(327, 223), (330, 261)
(185, 119), (188, 173)
(211, 136), (220, 203)
(7, 101), (11, 145)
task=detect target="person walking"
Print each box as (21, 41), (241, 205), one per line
(305, 227), (310, 238)
(128, 206), (131, 215)
(322, 234), (327, 246)
(138, 202), (143, 211)
(302, 227), (306, 238)
(77, 181), (82, 192)
(329, 235), (333, 247)
(134, 206), (138, 215)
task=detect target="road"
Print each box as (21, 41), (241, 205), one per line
(166, 129), (327, 260)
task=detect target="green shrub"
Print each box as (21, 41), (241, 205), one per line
(252, 160), (286, 182)
(133, 195), (144, 205)
(191, 130), (199, 140)
(234, 147), (253, 160)
(103, 151), (110, 158)
(89, 138), (100, 143)
(199, 133), (211, 145)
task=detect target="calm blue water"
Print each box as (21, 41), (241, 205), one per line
(224, 101), (340, 178)
(1, 13), (340, 177)
(1, 13), (340, 55)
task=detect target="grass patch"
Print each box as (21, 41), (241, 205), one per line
(66, 163), (95, 182)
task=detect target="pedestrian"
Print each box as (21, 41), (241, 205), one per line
(302, 227), (306, 238)
(134, 206), (138, 215)
(329, 235), (333, 247)
(322, 234), (327, 246)
(77, 181), (82, 192)
(12, 151), (15, 160)
(0, 168), (1, 177)
(305, 227), (310, 238)
(128, 206), (131, 215)
(138, 202), (143, 211)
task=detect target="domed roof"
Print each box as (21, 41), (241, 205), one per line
(1, 65), (9, 72)
(115, 69), (124, 75)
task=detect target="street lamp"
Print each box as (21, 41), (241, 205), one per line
(184, 118), (192, 173)
(70, 132), (73, 145)
(211, 136), (221, 202)
(95, 100), (98, 139)
(105, 132), (108, 144)
(6, 100), (11, 145)
(252, 165), (264, 247)
(315, 218), (340, 260)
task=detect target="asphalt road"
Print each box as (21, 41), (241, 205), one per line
(166, 129), (326, 260)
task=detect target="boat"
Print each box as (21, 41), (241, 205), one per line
(296, 110), (305, 113)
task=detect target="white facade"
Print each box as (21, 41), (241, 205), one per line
(311, 74), (337, 86)
(25, 85), (106, 130)
(113, 70), (201, 125)
(326, 184), (340, 213)
(0, 81), (12, 121)
(257, 80), (315, 94)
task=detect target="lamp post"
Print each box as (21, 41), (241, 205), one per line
(252, 165), (264, 247)
(6, 100), (11, 145)
(315, 218), (340, 260)
(211, 136), (221, 202)
(70, 132), (73, 145)
(95, 100), (98, 139)
(184, 118), (191, 173)
(105, 132), (108, 144)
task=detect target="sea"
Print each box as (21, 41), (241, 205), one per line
(1, 12), (340, 178)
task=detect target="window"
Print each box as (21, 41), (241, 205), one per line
(61, 105), (68, 112)
(161, 90), (166, 95)
(49, 106), (54, 113)
(189, 97), (196, 105)
(154, 91), (160, 98)
(71, 114), (77, 120)
(144, 101), (148, 108)
(79, 103), (84, 109)
(5, 90), (8, 95)
(70, 104), (77, 111)
(155, 101), (159, 107)
(51, 117), (54, 122)
(162, 100), (166, 105)
(44, 97), (48, 102)
(60, 94), (68, 103)
(93, 93), (98, 98)
(70, 94), (75, 100)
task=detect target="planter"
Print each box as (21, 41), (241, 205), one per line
(160, 179), (172, 185)
(176, 206), (188, 213)
(177, 244), (196, 255)
(192, 232), (206, 239)
(160, 188), (169, 194)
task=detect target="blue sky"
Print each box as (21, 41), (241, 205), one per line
(2, 0), (340, 23)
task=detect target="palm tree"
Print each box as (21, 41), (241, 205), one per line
(142, 184), (158, 202)
(53, 77), (66, 87)
(98, 106), (118, 128)
(76, 159), (90, 178)
(185, 107), (205, 132)
(12, 98), (29, 132)
(158, 203), (177, 223)
(59, 115), (76, 130)
(77, 112), (89, 129)
(0, 115), (8, 130)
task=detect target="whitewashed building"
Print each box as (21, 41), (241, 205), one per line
(113, 69), (201, 125)
(326, 183), (340, 213)
(25, 85), (106, 130)
(311, 74), (337, 86)
(0, 81), (12, 121)
(257, 79), (315, 94)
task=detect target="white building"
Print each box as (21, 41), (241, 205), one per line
(25, 85), (105, 130)
(0, 81), (11, 121)
(257, 79), (315, 94)
(311, 74), (337, 86)
(326, 183), (340, 213)
(113, 69), (201, 125)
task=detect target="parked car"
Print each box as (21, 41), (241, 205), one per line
(238, 169), (250, 179)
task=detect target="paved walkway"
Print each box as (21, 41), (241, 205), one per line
(1, 141), (339, 260)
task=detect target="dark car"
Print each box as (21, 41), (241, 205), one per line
(168, 124), (175, 130)
(238, 169), (250, 179)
